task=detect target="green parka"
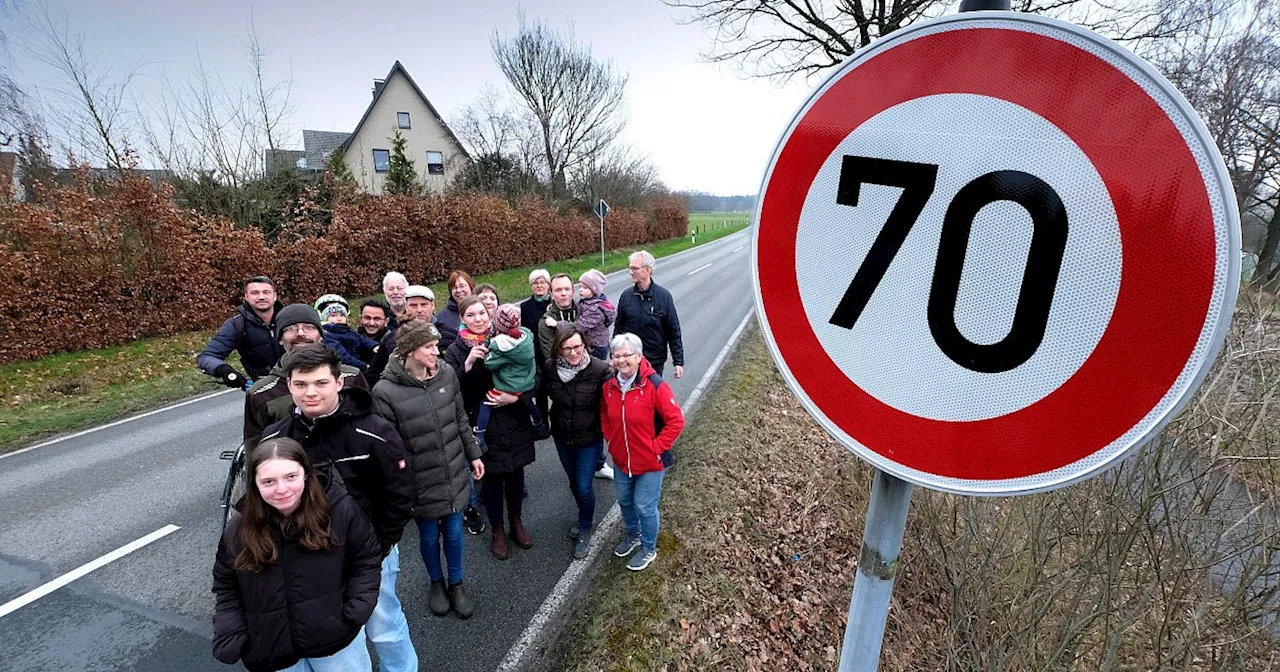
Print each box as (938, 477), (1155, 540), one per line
(371, 357), (481, 519)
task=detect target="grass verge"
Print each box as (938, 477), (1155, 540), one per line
(544, 327), (1279, 671)
(0, 224), (749, 453)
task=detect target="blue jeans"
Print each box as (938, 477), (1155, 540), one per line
(416, 513), (464, 584)
(614, 469), (665, 552)
(279, 627), (371, 671)
(554, 437), (598, 532)
(364, 545), (417, 672)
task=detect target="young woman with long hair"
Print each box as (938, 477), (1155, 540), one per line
(213, 438), (383, 672)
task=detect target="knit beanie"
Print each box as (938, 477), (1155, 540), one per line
(579, 269), (607, 297)
(394, 319), (442, 361)
(275, 303), (323, 341)
(494, 303), (522, 338)
(313, 294), (348, 321)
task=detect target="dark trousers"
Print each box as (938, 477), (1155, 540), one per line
(482, 467), (525, 528)
(555, 437), (599, 532)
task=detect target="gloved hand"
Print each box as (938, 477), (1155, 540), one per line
(660, 450), (674, 468)
(214, 364), (246, 389)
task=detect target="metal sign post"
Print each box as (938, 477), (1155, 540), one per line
(594, 199), (610, 266)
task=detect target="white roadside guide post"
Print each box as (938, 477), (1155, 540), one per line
(595, 198), (610, 266)
(750, 1), (1241, 670)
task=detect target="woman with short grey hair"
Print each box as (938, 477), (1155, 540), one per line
(600, 332), (684, 571)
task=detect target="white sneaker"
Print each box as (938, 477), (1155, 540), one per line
(595, 464), (615, 480)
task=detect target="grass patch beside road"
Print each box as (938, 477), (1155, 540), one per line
(0, 224), (749, 453)
(545, 327), (1278, 671)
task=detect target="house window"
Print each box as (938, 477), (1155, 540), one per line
(397, 112), (411, 129)
(372, 149), (390, 173)
(426, 151), (445, 175)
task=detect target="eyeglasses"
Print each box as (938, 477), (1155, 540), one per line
(627, 266), (644, 272)
(562, 343), (585, 353)
(283, 324), (320, 335)
(611, 351), (639, 361)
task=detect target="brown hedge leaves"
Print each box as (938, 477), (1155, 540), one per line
(0, 176), (686, 364)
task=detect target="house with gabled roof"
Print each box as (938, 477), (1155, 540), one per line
(286, 61), (470, 194)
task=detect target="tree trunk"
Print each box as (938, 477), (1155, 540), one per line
(1257, 205), (1280, 290)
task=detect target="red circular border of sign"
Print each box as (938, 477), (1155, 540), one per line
(758, 25), (1216, 481)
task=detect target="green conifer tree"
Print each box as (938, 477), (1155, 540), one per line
(384, 128), (419, 195)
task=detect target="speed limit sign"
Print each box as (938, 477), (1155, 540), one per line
(752, 12), (1240, 496)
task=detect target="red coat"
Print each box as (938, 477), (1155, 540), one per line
(601, 357), (685, 476)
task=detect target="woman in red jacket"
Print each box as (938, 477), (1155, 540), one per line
(600, 332), (684, 571)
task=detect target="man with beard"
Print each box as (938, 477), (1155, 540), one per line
(242, 303), (368, 449)
(382, 271), (410, 326)
(358, 299), (394, 343)
(198, 276), (284, 387)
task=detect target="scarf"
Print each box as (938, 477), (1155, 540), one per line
(556, 355), (591, 383)
(459, 329), (487, 348)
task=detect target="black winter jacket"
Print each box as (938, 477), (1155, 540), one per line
(614, 281), (684, 369)
(434, 298), (462, 354)
(259, 388), (416, 554)
(542, 356), (611, 445)
(243, 360), (367, 448)
(198, 302), (285, 381)
(444, 337), (538, 475)
(520, 294), (551, 361)
(538, 301), (579, 363)
(212, 473), (382, 672)
(371, 358), (482, 519)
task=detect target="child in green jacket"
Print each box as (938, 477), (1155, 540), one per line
(475, 304), (548, 451)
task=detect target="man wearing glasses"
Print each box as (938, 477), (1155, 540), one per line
(615, 251), (685, 379)
(242, 303), (369, 449)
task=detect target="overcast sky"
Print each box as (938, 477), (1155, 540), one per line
(3, 0), (820, 196)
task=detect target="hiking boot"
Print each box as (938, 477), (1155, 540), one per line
(594, 464), (614, 480)
(463, 505), (486, 535)
(448, 582), (475, 619)
(510, 518), (534, 549)
(614, 534), (641, 558)
(567, 524), (580, 540)
(427, 580), (450, 616)
(490, 528), (510, 560)
(627, 547), (658, 571)
(573, 530), (592, 560)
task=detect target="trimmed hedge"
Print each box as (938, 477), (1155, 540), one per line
(0, 176), (687, 364)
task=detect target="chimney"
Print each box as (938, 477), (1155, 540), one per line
(373, 79), (386, 100)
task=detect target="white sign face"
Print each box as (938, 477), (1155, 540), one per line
(752, 13), (1239, 495)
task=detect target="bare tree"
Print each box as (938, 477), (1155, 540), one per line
(245, 18), (292, 156)
(570, 144), (666, 209)
(491, 15), (628, 198)
(25, 4), (142, 176)
(664, 0), (1226, 82)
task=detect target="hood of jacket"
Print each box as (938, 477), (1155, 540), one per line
(296, 386), (375, 426)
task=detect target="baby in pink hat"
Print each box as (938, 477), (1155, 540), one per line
(576, 269), (616, 360)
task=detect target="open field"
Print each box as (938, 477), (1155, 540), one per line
(0, 223), (749, 452)
(688, 211), (750, 237)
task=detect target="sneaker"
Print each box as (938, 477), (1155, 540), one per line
(594, 464), (615, 480)
(427, 580), (450, 616)
(567, 524), (580, 540)
(448, 582), (475, 619)
(573, 531), (592, 560)
(614, 535), (641, 558)
(627, 547), (658, 571)
(463, 505), (486, 535)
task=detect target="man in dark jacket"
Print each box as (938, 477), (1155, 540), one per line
(198, 275), (284, 387)
(366, 284), (434, 385)
(615, 250), (685, 379)
(243, 304), (367, 450)
(538, 273), (579, 363)
(258, 344), (418, 672)
(358, 299), (394, 343)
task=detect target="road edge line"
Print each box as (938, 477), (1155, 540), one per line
(496, 307), (756, 672)
(0, 389), (237, 460)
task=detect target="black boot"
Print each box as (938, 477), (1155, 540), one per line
(448, 581), (476, 619)
(427, 579), (449, 616)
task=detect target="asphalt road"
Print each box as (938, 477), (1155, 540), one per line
(0, 229), (753, 672)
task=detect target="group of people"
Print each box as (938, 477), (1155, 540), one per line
(199, 252), (687, 672)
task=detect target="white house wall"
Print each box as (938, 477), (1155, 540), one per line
(342, 73), (466, 195)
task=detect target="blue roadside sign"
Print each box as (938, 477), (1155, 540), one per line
(594, 199), (610, 219)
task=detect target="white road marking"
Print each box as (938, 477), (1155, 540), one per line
(0, 390), (237, 460)
(0, 524), (182, 618)
(688, 263), (713, 275)
(497, 307), (756, 672)
(733, 245), (744, 253)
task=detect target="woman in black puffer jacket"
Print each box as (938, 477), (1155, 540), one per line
(212, 437), (382, 672)
(541, 324), (611, 560)
(372, 320), (484, 620)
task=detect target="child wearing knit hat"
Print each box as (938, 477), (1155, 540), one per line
(315, 293), (381, 371)
(575, 269), (616, 360)
(474, 303), (549, 452)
